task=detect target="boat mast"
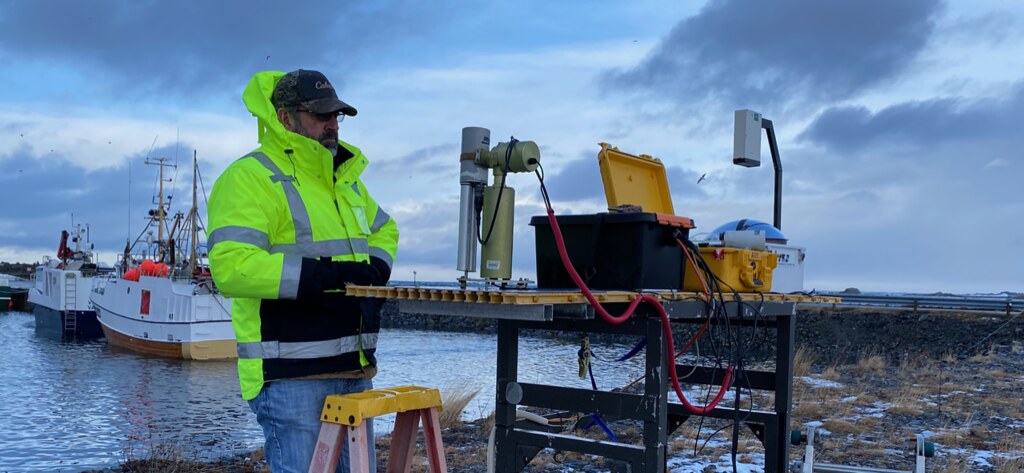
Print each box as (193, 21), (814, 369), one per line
(145, 157), (176, 260)
(190, 151), (199, 276)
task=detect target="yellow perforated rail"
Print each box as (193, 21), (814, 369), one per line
(344, 285), (840, 305)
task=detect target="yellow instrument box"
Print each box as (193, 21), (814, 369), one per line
(683, 247), (779, 293)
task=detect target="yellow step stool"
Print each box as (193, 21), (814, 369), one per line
(309, 386), (447, 473)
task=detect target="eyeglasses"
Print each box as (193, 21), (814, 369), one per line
(296, 108), (344, 123)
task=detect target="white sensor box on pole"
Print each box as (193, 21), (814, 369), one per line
(733, 109), (762, 168)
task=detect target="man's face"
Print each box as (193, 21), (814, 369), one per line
(283, 108), (341, 154)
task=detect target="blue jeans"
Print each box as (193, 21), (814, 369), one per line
(249, 378), (376, 473)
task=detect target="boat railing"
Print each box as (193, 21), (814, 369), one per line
(91, 273), (118, 295)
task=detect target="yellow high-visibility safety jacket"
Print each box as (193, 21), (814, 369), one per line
(207, 71), (399, 401)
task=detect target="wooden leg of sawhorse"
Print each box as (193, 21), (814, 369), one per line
(309, 422), (371, 473)
(386, 407), (447, 473)
(311, 406), (446, 473)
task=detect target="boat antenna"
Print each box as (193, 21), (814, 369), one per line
(127, 157), (132, 244)
(169, 128), (180, 209)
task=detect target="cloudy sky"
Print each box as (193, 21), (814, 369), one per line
(0, 0), (1021, 294)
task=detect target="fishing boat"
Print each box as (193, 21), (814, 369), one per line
(90, 153), (235, 360)
(0, 276), (11, 312)
(28, 225), (109, 337)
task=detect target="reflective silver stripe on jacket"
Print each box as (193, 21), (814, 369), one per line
(369, 207), (391, 233)
(369, 247), (393, 269)
(250, 152), (313, 243)
(236, 333), (378, 359)
(208, 226), (270, 251)
(279, 254), (302, 299)
(249, 152), (371, 259)
(269, 238), (369, 258)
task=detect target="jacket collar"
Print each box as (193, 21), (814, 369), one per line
(243, 71), (367, 187)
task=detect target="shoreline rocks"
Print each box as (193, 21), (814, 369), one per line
(382, 301), (1024, 361)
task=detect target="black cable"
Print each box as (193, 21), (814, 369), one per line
(478, 137), (518, 245)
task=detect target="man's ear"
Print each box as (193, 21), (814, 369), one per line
(277, 108), (294, 131)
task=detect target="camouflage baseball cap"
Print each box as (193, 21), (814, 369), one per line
(271, 69), (358, 116)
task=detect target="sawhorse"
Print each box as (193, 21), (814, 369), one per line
(309, 385), (448, 473)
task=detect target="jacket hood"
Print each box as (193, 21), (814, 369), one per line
(243, 71), (366, 183)
(243, 71), (290, 148)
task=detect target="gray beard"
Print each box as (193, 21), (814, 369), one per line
(290, 118), (337, 155)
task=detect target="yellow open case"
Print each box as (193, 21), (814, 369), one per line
(598, 143), (675, 214)
(596, 142), (777, 293)
(597, 143), (693, 229)
(684, 247), (779, 292)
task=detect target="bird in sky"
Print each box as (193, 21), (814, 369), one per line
(697, 173), (707, 184)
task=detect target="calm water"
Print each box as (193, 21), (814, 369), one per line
(0, 310), (648, 471)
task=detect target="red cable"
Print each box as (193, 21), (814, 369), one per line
(545, 208), (732, 415)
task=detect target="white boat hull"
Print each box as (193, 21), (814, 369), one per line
(29, 266), (103, 337)
(90, 275), (236, 360)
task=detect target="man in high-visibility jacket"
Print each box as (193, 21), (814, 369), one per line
(208, 69), (398, 473)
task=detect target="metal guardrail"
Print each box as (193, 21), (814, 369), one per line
(818, 292), (1022, 315)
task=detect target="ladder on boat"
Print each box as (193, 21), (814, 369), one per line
(63, 273), (77, 334)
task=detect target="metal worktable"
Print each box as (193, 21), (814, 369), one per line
(349, 286), (832, 472)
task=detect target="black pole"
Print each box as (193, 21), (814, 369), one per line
(762, 119), (783, 230)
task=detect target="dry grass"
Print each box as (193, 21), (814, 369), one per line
(983, 368), (1012, 378)
(820, 419), (865, 435)
(115, 440), (266, 472)
(898, 352), (927, 370)
(995, 458), (1024, 473)
(793, 347), (818, 377)
(853, 349), (887, 375)
(480, 410), (495, 440)
(788, 339), (1024, 472)
(968, 349), (996, 363)
(820, 366), (841, 381)
(438, 379), (482, 430)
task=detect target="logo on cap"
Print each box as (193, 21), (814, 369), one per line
(315, 81), (334, 91)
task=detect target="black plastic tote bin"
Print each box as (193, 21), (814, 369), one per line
(529, 212), (689, 291)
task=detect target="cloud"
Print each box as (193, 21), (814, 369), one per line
(0, 108), (250, 172)
(775, 83), (1024, 293)
(602, 0), (942, 110)
(0, 1), (443, 100)
(940, 10), (1020, 45)
(0, 146), (210, 255)
(799, 82), (1024, 154)
(371, 143), (458, 178)
(540, 153), (604, 203)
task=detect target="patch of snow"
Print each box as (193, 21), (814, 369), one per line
(857, 401), (893, 416)
(666, 451), (766, 473)
(970, 450), (995, 467)
(840, 396), (857, 402)
(799, 376), (843, 388)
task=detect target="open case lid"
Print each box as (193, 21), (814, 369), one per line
(597, 142), (674, 214)
(597, 142), (694, 229)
